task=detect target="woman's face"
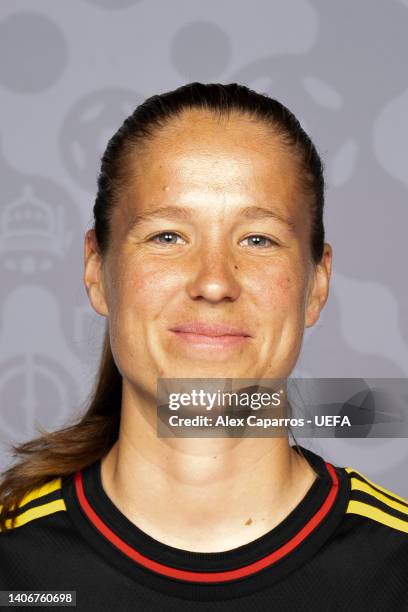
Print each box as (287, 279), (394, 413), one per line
(85, 109), (331, 397)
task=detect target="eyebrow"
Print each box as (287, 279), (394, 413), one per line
(127, 205), (296, 233)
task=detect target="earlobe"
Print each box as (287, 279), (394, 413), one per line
(83, 230), (109, 317)
(87, 280), (109, 317)
(305, 294), (322, 328)
(304, 245), (332, 328)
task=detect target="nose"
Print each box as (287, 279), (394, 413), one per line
(185, 246), (241, 304)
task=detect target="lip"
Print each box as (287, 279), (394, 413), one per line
(170, 331), (250, 349)
(169, 322), (252, 352)
(169, 322), (252, 337)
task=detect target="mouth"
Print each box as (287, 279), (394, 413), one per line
(169, 322), (252, 350)
(169, 322), (252, 337)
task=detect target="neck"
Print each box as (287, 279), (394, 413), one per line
(100, 392), (317, 552)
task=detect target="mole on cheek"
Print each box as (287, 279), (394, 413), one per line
(244, 517), (253, 526)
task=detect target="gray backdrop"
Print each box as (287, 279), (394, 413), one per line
(0, 0), (407, 495)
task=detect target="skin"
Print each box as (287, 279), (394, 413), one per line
(84, 109), (332, 552)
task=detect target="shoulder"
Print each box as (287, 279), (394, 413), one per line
(343, 465), (408, 536)
(0, 477), (66, 532)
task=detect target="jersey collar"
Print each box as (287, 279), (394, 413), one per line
(62, 445), (350, 600)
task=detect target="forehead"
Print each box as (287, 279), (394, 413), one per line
(119, 109), (305, 219)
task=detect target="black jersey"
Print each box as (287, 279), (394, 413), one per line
(0, 445), (407, 611)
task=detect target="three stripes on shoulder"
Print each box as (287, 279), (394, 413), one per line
(345, 467), (408, 534)
(0, 478), (65, 532)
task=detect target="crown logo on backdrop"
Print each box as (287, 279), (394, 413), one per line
(0, 185), (73, 273)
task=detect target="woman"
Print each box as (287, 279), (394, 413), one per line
(0, 83), (406, 611)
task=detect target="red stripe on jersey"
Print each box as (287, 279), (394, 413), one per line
(74, 462), (339, 583)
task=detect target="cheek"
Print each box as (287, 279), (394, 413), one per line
(275, 274), (294, 292)
(259, 268), (306, 312)
(113, 261), (180, 315)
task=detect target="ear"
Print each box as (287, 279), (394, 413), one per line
(83, 229), (109, 317)
(305, 243), (332, 328)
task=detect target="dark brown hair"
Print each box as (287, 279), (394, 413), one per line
(0, 82), (325, 531)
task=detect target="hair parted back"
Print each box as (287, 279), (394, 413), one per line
(0, 82), (325, 531)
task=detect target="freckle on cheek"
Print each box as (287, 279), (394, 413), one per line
(274, 275), (292, 291)
(121, 271), (149, 293)
(132, 277), (152, 292)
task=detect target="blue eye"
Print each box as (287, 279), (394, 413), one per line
(150, 232), (184, 245)
(242, 235), (276, 248)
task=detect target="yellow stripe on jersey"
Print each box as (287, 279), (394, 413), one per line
(349, 476), (408, 517)
(11, 477), (64, 511)
(345, 467), (408, 506)
(0, 477), (66, 531)
(3, 498), (67, 530)
(345, 468), (408, 534)
(346, 499), (408, 534)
